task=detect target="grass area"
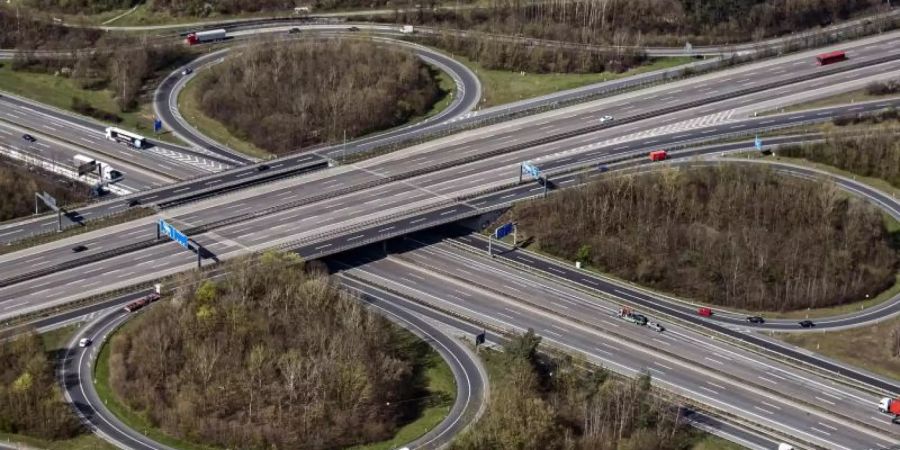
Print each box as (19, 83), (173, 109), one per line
(454, 56), (696, 109)
(40, 324), (80, 352)
(779, 314), (900, 381)
(0, 63), (183, 145)
(0, 432), (118, 450)
(422, 69), (457, 120)
(760, 88), (900, 115)
(177, 70), (273, 160)
(94, 312), (456, 450)
(690, 435), (748, 450)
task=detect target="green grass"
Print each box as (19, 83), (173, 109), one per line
(40, 324), (80, 352)
(690, 434), (748, 450)
(0, 63), (183, 145)
(454, 56), (696, 109)
(0, 432), (118, 450)
(421, 69), (458, 120)
(779, 313), (900, 382)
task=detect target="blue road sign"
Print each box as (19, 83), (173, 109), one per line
(495, 222), (514, 239)
(754, 135), (762, 150)
(159, 219), (189, 249)
(521, 162), (540, 179)
(154, 118), (162, 133)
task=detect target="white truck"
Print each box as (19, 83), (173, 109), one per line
(400, 25), (415, 34)
(74, 154), (122, 181)
(185, 29), (227, 45)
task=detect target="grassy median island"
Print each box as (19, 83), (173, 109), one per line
(457, 55), (695, 109)
(504, 165), (898, 313)
(94, 251), (455, 450)
(179, 39), (448, 159)
(0, 325), (116, 450)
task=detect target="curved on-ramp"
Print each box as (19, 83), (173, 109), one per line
(60, 282), (487, 450)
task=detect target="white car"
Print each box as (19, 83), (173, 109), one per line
(78, 338), (92, 348)
(599, 115), (614, 123)
(649, 322), (665, 333)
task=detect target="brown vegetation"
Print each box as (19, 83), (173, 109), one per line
(511, 165), (897, 311)
(196, 39), (440, 153)
(780, 127), (900, 187)
(453, 330), (698, 449)
(108, 252), (433, 449)
(0, 6), (101, 49)
(0, 157), (90, 222)
(391, 0), (884, 46)
(0, 331), (81, 439)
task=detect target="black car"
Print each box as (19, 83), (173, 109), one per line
(746, 316), (765, 324)
(289, 27), (302, 34)
(127, 198), (141, 207)
(347, 26), (360, 31)
(798, 320), (816, 328)
(257, 164), (270, 172)
(22, 134), (36, 142)
(181, 68), (193, 76)
(72, 244), (88, 253)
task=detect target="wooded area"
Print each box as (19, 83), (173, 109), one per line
(391, 0), (883, 46)
(511, 165), (897, 311)
(0, 332), (82, 439)
(0, 157), (89, 222)
(453, 329), (698, 449)
(780, 129), (900, 187)
(108, 252), (432, 449)
(197, 40), (440, 153)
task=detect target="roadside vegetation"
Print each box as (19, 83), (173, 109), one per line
(0, 330), (81, 442)
(195, 40), (441, 155)
(780, 315), (900, 381)
(0, 156), (90, 222)
(508, 165), (897, 311)
(105, 251), (451, 450)
(454, 329), (709, 449)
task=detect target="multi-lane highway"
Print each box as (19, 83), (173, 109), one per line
(338, 245), (899, 449)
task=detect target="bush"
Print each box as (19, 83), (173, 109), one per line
(71, 97), (122, 123)
(866, 79), (900, 96)
(780, 130), (900, 187)
(510, 165), (897, 311)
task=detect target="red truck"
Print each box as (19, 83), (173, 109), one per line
(123, 292), (161, 312)
(698, 307), (713, 317)
(815, 50), (846, 66)
(649, 150), (668, 162)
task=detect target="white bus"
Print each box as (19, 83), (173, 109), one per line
(105, 127), (145, 149)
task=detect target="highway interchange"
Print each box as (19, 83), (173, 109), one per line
(1, 13), (900, 450)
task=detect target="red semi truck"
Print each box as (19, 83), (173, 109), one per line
(649, 150), (667, 162)
(123, 292), (161, 312)
(879, 397), (900, 422)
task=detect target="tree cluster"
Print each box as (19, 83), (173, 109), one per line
(0, 157), (89, 222)
(392, 0), (883, 46)
(780, 129), (900, 188)
(867, 78), (900, 96)
(511, 165), (897, 311)
(0, 5), (101, 50)
(108, 252), (428, 450)
(453, 330), (696, 450)
(197, 39), (439, 153)
(0, 332), (82, 439)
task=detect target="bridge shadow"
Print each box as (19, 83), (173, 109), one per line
(322, 226), (477, 274)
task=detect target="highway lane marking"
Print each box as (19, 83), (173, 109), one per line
(172, 186), (191, 193)
(814, 396), (836, 406)
(0, 228), (23, 238)
(455, 289), (473, 297)
(410, 218), (427, 224)
(698, 386), (718, 395)
(205, 179), (223, 185)
(4, 112), (21, 119)
(817, 422), (838, 431)
(753, 406), (774, 415)
(496, 312), (516, 321)
(314, 243), (332, 250)
(652, 361), (673, 370)
(378, 226), (396, 233)
(703, 356), (725, 365)
(818, 390), (843, 400)
(706, 381), (727, 390)
(809, 426), (831, 436)
(546, 266), (565, 275)
(594, 347), (613, 356)
(758, 375), (779, 384)
(760, 401), (781, 410)
(346, 234), (365, 241)
(651, 338), (670, 346)
(2, 301), (29, 310)
(142, 195), (158, 201)
(766, 371), (787, 380)
(543, 329), (562, 338)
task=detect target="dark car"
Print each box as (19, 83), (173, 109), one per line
(347, 26), (360, 31)
(181, 68), (193, 76)
(127, 198), (141, 207)
(799, 320), (816, 328)
(22, 134), (36, 142)
(72, 244), (88, 253)
(746, 316), (765, 324)
(632, 314), (649, 326)
(257, 164), (270, 172)
(289, 27), (302, 34)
